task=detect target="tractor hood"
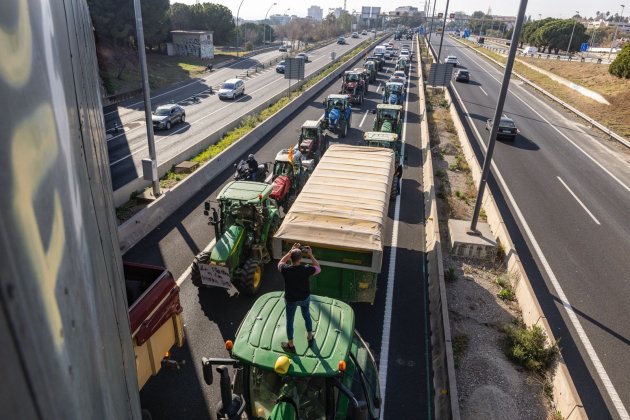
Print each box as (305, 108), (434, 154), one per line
(344, 81), (357, 89)
(388, 94), (399, 104)
(299, 138), (314, 152)
(328, 108), (341, 124)
(210, 225), (244, 263)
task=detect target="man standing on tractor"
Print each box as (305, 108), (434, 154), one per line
(277, 243), (321, 352)
(246, 154), (258, 180)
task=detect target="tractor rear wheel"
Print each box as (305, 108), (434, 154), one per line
(191, 251), (210, 287)
(236, 258), (263, 295)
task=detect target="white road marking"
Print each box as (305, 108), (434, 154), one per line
(379, 61), (412, 420)
(359, 110), (369, 127)
(449, 80), (630, 420)
(479, 86), (488, 96)
(455, 40), (630, 194)
(557, 177), (601, 225)
(376, 82), (382, 92)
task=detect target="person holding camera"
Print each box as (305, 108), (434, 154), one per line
(278, 243), (321, 352)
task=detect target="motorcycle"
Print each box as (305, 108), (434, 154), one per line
(233, 160), (269, 182)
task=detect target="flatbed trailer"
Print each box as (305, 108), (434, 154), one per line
(272, 144), (395, 304)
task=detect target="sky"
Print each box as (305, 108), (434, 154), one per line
(171, 1), (627, 21)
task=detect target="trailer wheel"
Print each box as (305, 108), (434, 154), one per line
(236, 258), (262, 295)
(191, 251), (210, 287)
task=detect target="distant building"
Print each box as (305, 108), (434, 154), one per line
(269, 14), (292, 25)
(332, 8), (344, 19)
(168, 30), (214, 59)
(588, 19), (630, 33)
(308, 5), (323, 21)
(491, 15), (517, 29)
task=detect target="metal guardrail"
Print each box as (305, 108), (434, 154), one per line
(453, 36), (629, 148)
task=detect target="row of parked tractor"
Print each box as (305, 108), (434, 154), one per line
(189, 36), (414, 420)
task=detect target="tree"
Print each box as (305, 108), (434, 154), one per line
(166, 3), (234, 45)
(534, 19), (588, 54)
(609, 43), (630, 78)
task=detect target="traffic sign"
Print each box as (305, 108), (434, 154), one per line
(438, 13), (443, 19)
(449, 13), (455, 19)
(284, 58), (304, 80)
(580, 42), (589, 52)
(427, 63), (454, 87)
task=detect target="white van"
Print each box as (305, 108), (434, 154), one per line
(374, 45), (387, 56)
(522, 46), (538, 54)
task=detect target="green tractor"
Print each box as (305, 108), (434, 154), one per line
(191, 181), (280, 295)
(371, 104), (403, 139)
(201, 292), (382, 420)
(363, 131), (403, 163)
(363, 60), (377, 83)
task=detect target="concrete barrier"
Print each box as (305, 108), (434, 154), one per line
(117, 34), (391, 253)
(426, 37), (588, 420)
(416, 36), (461, 420)
(113, 37), (384, 208)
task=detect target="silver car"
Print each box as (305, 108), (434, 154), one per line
(218, 78), (245, 100)
(152, 104), (185, 130)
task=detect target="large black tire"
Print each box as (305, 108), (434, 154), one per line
(341, 121), (348, 138)
(191, 251), (210, 287)
(235, 258), (262, 295)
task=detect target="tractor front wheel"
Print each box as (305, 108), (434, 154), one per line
(236, 258), (263, 295)
(191, 251), (210, 287)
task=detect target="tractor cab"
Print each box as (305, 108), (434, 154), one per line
(363, 131), (403, 162)
(372, 104), (403, 138)
(382, 81), (405, 105)
(363, 61), (377, 82)
(201, 292), (382, 420)
(298, 120), (326, 161)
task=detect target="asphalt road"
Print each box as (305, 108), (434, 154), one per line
(106, 37), (373, 190)
(430, 35), (630, 419)
(125, 38), (432, 419)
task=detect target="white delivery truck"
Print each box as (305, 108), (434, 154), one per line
(522, 46), (538, 54)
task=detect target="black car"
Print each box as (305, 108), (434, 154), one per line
(455, 69), (470, 83)
(486, 116), (518, 141)
(276, 60), (286, 73)
(152, 104), (185, 130)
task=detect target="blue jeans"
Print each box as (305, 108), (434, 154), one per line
(285, 297), (313, 340)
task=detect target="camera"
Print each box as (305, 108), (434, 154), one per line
(300, 246), (311, 253)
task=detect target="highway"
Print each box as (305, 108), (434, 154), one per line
(124, 38), (432, 419)
(430, 35), (630, 419)
(105, 37), (371, 190)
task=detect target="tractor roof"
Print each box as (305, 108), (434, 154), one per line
(386, 81), (404, 87)
(352, 68), (367, 74)
(327, 94), (348, 100)
(302, 120), (321, 129)
(363, 131), (399, 142)
(377, 104), (403, 111)
(275, 148), (302, 163)
(217, 181), (273, 203)
(232, 292), (355, 377)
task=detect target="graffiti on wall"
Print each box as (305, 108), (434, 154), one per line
(172, 33), (214, 59)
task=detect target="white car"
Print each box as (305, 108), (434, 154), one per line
(218, 78), (245, 100)
(390, 70), (407, 84)
(445, 55), (459, 66)
(296, 52), (310, 62)
(399, 51), (410, 60)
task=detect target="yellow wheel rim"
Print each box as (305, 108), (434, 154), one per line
(253, 265), (262, 289)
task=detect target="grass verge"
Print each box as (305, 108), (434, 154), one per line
(504, 319), (559, 373)
(116, 39), (374, 223)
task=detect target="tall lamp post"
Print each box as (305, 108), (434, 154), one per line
(264, 2), (277, 46)
(236, 0), (245, 57)
(566, 11), (580, 55)
(608, 4), (626, 60)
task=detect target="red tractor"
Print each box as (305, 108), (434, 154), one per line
(269, 148), (313, 211)
(339, 70), (366, 105)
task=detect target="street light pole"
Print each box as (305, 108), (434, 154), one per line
(566, 11), (579, 55)
(236, 0), (245, 57)
(608, 4), (626, 60)
(436, 0), (451, 64)
(132, 0), (160, 197)
(469, 0), (529, 233)
(427, 0), (437, 58)
(264, 2), (277, 46)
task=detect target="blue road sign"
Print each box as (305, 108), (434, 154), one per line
(463, 29), (470, 38)
(419, 26), (425, 35)
(580, 42), (589, 52)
